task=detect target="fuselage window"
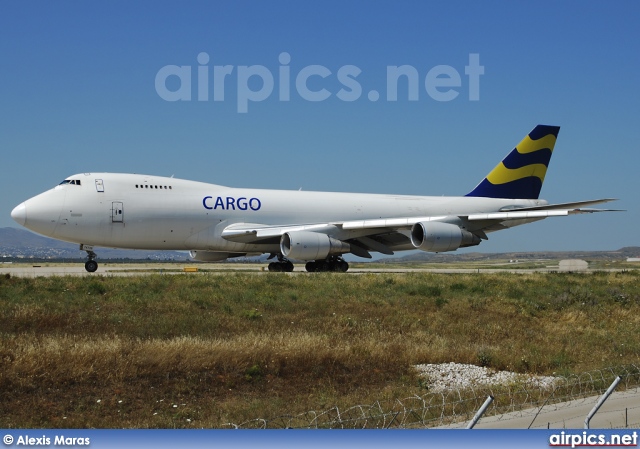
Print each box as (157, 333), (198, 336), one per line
(145, 185), (148, 188)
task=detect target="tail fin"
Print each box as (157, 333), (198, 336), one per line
(466, 125), (560, 199)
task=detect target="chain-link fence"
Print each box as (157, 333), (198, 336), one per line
(223, 364), (640, 429)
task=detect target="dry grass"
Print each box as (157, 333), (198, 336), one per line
(1, 270), (639, 427)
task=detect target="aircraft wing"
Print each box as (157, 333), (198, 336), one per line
(222, 215), (450, 241)
(222, 222), (339, 243)
(221, 198), (621, 258)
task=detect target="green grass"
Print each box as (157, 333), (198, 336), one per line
(0, 270), (639, 428)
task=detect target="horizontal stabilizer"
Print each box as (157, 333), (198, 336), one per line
(468, 199), (622, 221)
(502, 198), (619, 211)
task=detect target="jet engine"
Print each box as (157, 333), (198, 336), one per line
(189, 251), (237, 262)
(280, 231), (350, 260)
(410, 221), (481, 252)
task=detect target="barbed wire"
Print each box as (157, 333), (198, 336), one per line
(223, 364), (640, 429)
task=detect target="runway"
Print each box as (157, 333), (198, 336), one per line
(0, 263), (265, 277)
(0, 262), (628, 277)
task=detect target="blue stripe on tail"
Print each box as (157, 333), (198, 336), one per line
(465, 125), (560, 199)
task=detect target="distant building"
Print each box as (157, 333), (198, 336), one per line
(627, 258), (640, 263)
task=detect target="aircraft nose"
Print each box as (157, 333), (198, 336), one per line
(11, 202), (27, 226)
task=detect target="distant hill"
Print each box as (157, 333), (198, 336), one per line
(0, 227), (188, 260)
(378, 246), (640, 263)
(1, 226), (638, 263)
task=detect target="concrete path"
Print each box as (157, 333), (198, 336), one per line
(440, 387), (640, 429)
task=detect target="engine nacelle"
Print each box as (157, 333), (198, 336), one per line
(280, 231), (350, 261)
(410, 221), (481, 252)
(189, 250), (235, 262)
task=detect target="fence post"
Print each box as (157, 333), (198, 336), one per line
(466, 395), (494, 429)
(584, 376), (621, 429)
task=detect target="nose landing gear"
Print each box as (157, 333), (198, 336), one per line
(81, 244), (99, 273)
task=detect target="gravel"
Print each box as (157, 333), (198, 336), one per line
(414, 362), (559, 393)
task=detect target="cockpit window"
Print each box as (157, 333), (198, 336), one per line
(59, 179), (82, 186)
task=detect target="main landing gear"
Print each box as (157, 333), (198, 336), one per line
(81, 244), (99, 273)
(305, 256), (349, 273)
(266, 255), (349, 272)
(267, 254), (294, 272)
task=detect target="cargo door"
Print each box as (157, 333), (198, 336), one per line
(111, 201), (124, 223)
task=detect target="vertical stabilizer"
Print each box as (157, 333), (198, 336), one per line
(466, 125), (560, 199)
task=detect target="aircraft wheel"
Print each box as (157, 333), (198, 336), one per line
(85, 260), (98, 273)
(270, 262), (293, 272)
(338, 261), (349, 272)
(305, 262), (316, 272)
(284, 261), (294, 272)
(316, 261), (329, 272)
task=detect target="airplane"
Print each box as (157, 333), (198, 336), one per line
(10, 125), (618, 273)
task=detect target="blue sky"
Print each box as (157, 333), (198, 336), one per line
(1, 1), (638, 253)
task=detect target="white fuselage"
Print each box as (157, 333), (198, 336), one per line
(12, 173), (545, 255)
